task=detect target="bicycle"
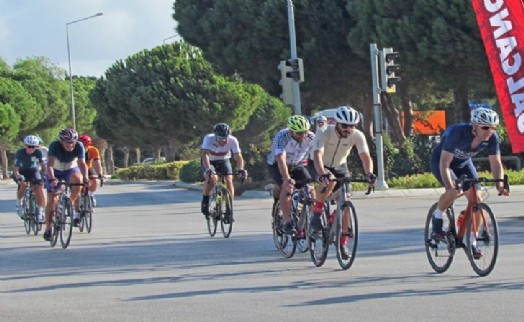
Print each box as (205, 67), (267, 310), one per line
(49, 180), (84, 249)
(206, 173), (241, 238)
(21, 181), (42, 236)
(424, 174), (509, 277)
(78, 176), (103, 233)
(271, 179), (316, 258)
(309, 176), (373, 270)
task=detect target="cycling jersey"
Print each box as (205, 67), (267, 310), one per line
(313, 125), (369, 168)
(47, 140), (85, 171)
(84, 145), (100, 170)
(430, 123), (500, 169)
(14, 148), (44, 170)
(267, 129), (315, 166)
(201, 134), (241, 161)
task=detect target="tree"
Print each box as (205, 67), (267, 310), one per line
(92, 42), (280, 162)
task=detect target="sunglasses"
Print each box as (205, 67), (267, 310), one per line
(339, 123), (355, 129)
(480, 126), (496, 131)
(294, 131), (307, 135)
(26, 145), (36, 149)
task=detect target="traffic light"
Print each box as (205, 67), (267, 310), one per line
(278, 61), (293, 105)
(285, 58), (304, 82)
(380, 48), (401, 93)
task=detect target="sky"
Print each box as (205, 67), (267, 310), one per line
(0, 0), (180, 77)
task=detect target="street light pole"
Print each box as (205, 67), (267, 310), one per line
(66, 12), (103, 131)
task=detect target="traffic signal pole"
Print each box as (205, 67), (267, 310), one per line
(370, 43), (389, 190)
(286, 0), (301, 115)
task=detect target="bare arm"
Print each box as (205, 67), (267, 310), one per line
(233, 153), (245, 170)
(439, 151), (455, 190)
(201, 150), (211, 170)
(358, 152), (373, 175)
(489, 154), (508, 194)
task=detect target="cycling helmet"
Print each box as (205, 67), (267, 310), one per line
(334, 106), (360, 125)
(58, 128), (78, 143)
(471, 107), (499, 126)
(24, 135), (40, 146)
(316, 115), (327, 123)
(287, 115), (311, 132)
(213, 123), (231, 138)
(79, 134), (92, 146)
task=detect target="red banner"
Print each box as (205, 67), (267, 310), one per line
(471, 0), (524, 153)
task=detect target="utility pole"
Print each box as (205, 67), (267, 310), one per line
(286, 0), (301, 115)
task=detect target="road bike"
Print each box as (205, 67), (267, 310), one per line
(424, 175), (509, 276)
(206, 173), (241, 238)
(271, 179), (316, 258)
(77, 176), (103, 233)
(78, 184), (93, 233)
(309, 176), (373, 270)
(21, 181), (42, 236)
(49, 181), (84, 249)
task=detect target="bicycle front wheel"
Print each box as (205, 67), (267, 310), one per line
(335, 202), (358, 270)
(50, 212), (59, 247)
(60, 198), (73, 249)
(207, 191), (219, 237)
(296, 207), (309, 253)
(80, 194), (93, 233)
(272, 200), (296, 258)
(465, 203), (498, 277)
(220, 188), (233, 238)
(424, 203), (455, 273)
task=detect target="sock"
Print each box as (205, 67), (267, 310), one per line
(202, 195), (209, 204)
(432, 208), (444, 219)
(340, 235), (348, 246)
(17, 199), (22, 207)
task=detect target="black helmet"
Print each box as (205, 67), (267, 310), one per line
(213, 123), (231, 138)
(58, 128), (79, 143)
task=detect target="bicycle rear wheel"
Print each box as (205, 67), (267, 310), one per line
(272, 200), (297, 258)
(296, 207), (309, 253)
(424, 203), (455, 273)
(465, 203), (498, 277)
(60, 198), (74, 249)
(335, 202), (358, 270)
(50, 213), (59, 247)
(80, 194), (93, 233)
(308, 203), (329, 267)
(220, 188), (233, 238)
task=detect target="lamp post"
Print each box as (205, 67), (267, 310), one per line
(66, 12), (103, 130)
(163, 33), (179, 44)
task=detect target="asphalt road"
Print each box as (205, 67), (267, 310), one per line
(1, 181), (523, 322)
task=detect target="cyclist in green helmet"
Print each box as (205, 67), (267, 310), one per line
(267, 115), (315, 234)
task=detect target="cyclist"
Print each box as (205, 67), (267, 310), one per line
(12, 135), (47, 223)
(37, 137), (48, 165)
(307, 114), (328, 183)
(79, 134), (105, 207)
(313, 115), (328, 133)
(201, 123), (248, 223)
(429, 107), (509, 259)
(267, 115), (315, 234)
(42, 128), (89, 241)
(310, 106), (376, 259)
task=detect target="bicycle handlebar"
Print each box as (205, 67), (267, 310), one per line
(326, 177), (375, 195)
(455, 174), (510, 194)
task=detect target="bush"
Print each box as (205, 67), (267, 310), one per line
(179, 159), (203, 183)
(113, 161), (187, 180)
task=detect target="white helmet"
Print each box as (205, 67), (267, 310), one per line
(471, 108), (499, 126)
(23, 135), (40, 146)
(334, 106), (360, 125)
(316, 115), (327, 123)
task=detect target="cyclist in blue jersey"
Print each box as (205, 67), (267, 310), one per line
(267, 115), (315, 234)
(430, 108), (509, 259)
(42, 128), (89, 241)
(12, 135), (47, 223)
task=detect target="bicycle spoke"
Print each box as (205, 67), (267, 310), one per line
(424, 203), (455, 273)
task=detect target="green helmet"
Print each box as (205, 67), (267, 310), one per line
(287, 115), (311, 132)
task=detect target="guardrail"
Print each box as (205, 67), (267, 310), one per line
(472, 156), (521, 170)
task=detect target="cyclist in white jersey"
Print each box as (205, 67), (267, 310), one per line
(201, 123), (247, 222)
(310, 106), (376, 259)
(267, 115), (315, 234)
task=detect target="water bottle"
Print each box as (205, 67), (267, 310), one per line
(457, 210), (465, 229)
